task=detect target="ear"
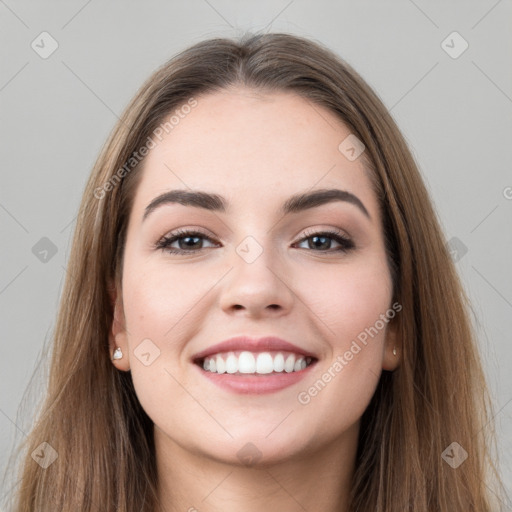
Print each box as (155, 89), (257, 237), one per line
(382, 315), (401, 371)
(108, 280), (130, 372)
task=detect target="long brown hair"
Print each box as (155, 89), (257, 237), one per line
(6, 32), (507, 511)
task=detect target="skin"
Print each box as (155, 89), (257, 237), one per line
(110, 86), (400, 512)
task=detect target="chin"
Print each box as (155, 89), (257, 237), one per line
(197, 432), (311, 467)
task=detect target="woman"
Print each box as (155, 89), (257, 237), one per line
(8, 32), (507, 511)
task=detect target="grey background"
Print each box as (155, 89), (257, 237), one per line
(1, 0), (511, 506)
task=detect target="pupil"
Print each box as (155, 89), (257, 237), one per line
(311, 236), (330, 250)
(181, 236), (201, 249)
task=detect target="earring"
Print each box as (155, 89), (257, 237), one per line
(392, 347), (397, 356)
(112, 347), (123, 360)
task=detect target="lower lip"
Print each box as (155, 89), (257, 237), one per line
(193, 361), (317, 394)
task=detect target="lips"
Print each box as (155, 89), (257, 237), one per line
(191, 335), (318, 364)
(192, 336), (319, 394)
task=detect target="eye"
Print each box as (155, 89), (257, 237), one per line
(155, 229), (219, 254)
(155, 227), (355, 255)
(293, 228), (355, 253)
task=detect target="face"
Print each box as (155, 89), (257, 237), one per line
(111, 87), (399, 465)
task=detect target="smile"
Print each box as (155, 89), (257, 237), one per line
(199, 350), (315, 375)
(194, 350), (318, 394)
(191, 335), (319, 394)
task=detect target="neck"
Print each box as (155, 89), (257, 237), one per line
(154, 423), (359, 512)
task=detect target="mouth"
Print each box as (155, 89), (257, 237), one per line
(191, 335), (319, 394)
(193, 350), (317, 376)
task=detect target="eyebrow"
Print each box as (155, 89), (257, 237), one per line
(142, 187), (371, 222)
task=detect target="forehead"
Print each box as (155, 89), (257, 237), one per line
(131, 87), (379, 219)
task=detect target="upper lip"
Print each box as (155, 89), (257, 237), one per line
(191, 336), (318, 362)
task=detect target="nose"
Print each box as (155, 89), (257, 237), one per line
(218, 239), (295, 319)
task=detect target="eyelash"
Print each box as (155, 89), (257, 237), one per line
(154, 228), (355, 255)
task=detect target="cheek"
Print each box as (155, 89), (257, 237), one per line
(120, 259), (217, 414)
(121, 258), (217, 339)
(297, 254), (393, 350)
(293, 256), (393, 424)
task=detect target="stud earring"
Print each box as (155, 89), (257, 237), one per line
(392, 347), (397, 356)
(112, 347), (123, 360)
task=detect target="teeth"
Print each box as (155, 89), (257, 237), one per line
(239, 351), (256, 373)
(256, 352), (274, 374)
(273, 353), (285, 372)
(216, 355), (226, 374)
(284, 354), (295, 373)
(226, 353), (238, 374)
(294, 358), (307, 371)
(200, 351), (313, 375)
